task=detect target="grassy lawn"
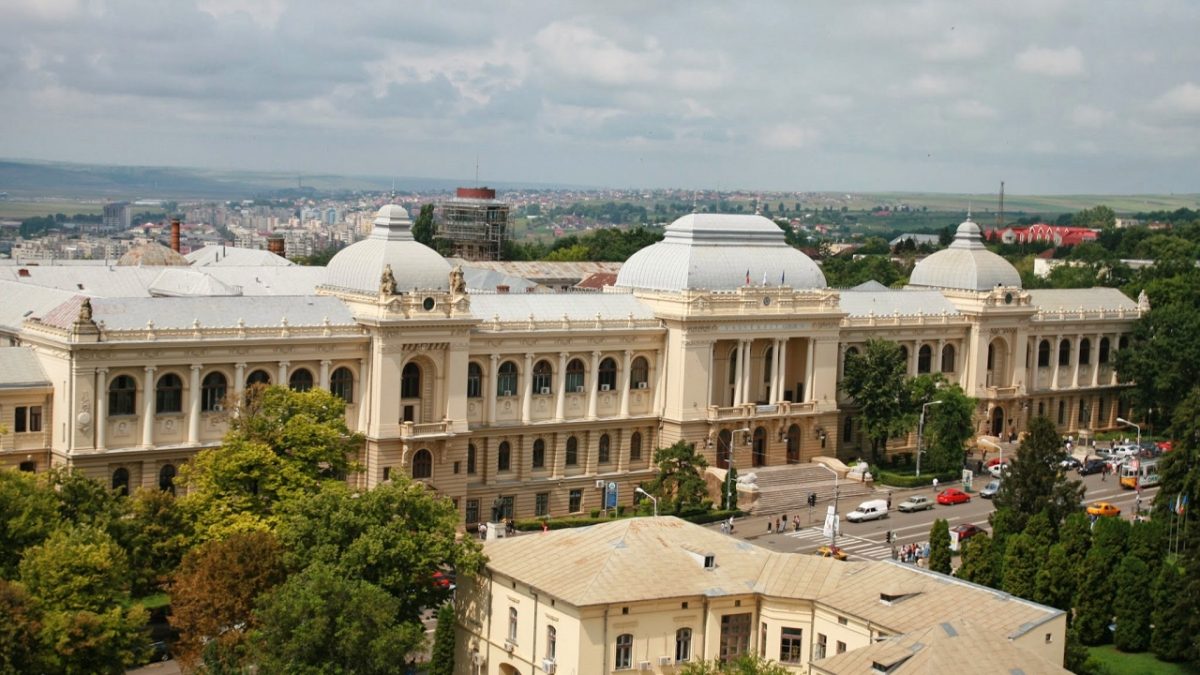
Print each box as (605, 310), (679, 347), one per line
(1088, 645), (1200, 675)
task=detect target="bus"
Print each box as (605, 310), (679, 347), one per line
(1120, 459), (1159, 490)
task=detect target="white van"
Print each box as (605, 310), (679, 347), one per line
(846, 499), (889, 523)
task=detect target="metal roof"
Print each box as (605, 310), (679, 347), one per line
(1027, 288), (1137, 313)
(323, 205), (450, 294)
(909, 220), (1021, 291)
(0, 347), (50, 389)
(75, 296), (355, 330)
(468, 291), (655, 322)
(838, 287), (961, 317)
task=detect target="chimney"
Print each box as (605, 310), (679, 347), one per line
(170, 218), (181, 253)
(267, 236), (286, 258)
(496, 284), (510, 294)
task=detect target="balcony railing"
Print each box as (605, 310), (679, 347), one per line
(399, 421), (453, 439)
(706, 400), (816, 421)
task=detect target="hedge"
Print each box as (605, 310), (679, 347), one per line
(874, 469), (960, 488)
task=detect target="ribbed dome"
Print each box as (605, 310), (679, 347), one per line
(615, 213), (826, 292)
(908, 218), (1021, 291)
(116, 241), (189, 267)
(322, 205), (450, 294)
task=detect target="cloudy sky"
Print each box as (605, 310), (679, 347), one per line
(2, 0), (1199, 193)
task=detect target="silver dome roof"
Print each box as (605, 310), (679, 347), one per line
(615, 213), (826, 292)
(323, 205), (450, 294)
(908, 218), (1021, 291)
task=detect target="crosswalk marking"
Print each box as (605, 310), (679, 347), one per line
(782, 528), (893, 561)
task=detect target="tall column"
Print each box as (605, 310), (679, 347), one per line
(805, 339), (817, 402)
(767, 339), (780, 402)
(732, 341), (746, 406)
(837, 344), (847, 381)
(521, 353), (534, 424)
(619, 350), (632, 417)
(552, 434), (566, 479)
(356, 358), (369, 432)
(277, 361), (290, 387)
(908, 341), (918, 376)
(95, 368), (108, 451)
(1110, 334), (1119, 385)
(1050, 336), (1061, 391)
(188, 364), (202, 445)
(742, 340), (753, 404)
(587, 351), (600, 419)
(486, 355), (499, 425)
(777, 338), (788, 403)
(319, 360), (332, 390)
(936, 339), (946, 373)
(1070, 335), (1082, 388)
(1027, 337), (1037, 392)
(555, 352), (568, 421)
(142, 366), (157, 448)
(1090, 334), (1102, 388)
(235, 362), (246, 398)
(653, 348), (666, 413)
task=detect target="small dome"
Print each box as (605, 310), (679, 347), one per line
(116, 241), (189, 267)
(908, 218), (1021, 291)
(615, 213), (825, 292)
(322, 205), (450, 294)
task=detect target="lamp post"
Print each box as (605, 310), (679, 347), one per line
(1116, 417), (1141, 449)
(915, 400), (943, 478)
(814, 462), (840, 549)
(635, 487), (658, 517)
(726, 428), (751, 511)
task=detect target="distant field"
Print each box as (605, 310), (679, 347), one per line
(0, 200), (105, 219)
(860, 192), (1200, 215)
(1087, 645), (1199, 675)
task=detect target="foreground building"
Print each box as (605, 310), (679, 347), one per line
(458, 517), (1069, 674)
(0, 207), (1138, 525)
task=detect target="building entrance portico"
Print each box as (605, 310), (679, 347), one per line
(991, 406), (1005, 437)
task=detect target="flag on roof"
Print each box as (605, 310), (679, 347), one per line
(745, 269), (750, 285)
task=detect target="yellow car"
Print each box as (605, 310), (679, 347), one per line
(815, 545), (848, 561)
(1086, 501), (1121, 518)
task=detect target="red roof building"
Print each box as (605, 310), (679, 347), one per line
(986, 224), (1098, 247)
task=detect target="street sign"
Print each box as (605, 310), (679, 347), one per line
(606, 482), (618, 509)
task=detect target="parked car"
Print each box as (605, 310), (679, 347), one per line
(898, 495), (935, 513)
(432, 570), (456, 591)
(1086, 501), (1121, 518)
(950, 523), (983, 542)
(937, 488), (971, 505)
(988, 463), (1009, 478)
(980, 480), (1001, 499)
(1059, 456), (1081, 470)
(847, 499), (889, 523)
(1078, 459), (1107, 476)
(815, 545), (848, 561)
(1112, 444), (1139, 458)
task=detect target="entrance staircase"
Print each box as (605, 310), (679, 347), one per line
(742, 463), (876, 514)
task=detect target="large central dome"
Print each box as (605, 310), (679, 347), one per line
(615, 213), (826, 292)
(908, 218), (1021, 291)
(322, 205), (450, 294)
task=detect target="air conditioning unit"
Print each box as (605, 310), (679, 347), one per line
(504, 641), (515, 654)
(600, 384), (611, 391)
(595, 480), (606, 488)
(658, 656), (673, 666)
(503, 390), (513, 397)
(637, 382), (648, 389)
(639, 662), (652, 672)
(575, 386), (585, 393)
(542, 658), (557, 673)
(541, 387), (551, 395)
(212, 403), (224, 411)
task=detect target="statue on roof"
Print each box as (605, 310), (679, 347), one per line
(1137, 289), (1150, 312)
(450, 265), (466, 294)
(380, 264), (397, 295)
(78, 297), (93, 322)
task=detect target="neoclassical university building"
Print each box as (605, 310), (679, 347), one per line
(0, 207), (1141, 524)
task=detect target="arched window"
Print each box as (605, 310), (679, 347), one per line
(843, 346), (859, 373)
(156, 373), (183, 414)
(412, 449), (432, 479)
(843, 415), (854, 443)
(1038, 340), (1051, 368)
(111, 467), (130, 496)
(1058, 339), (1071, 366)
(497, 441), (511, 472)
(330, 367), (354, 403)
(917, 345), (932, 373)
(466, 362), (483, 398)
(598, 434), (611, 463)
(201, 372), (227, 411)
(497, 361), (518, 396)
(942, 344), (957, 372)
(566, 358), (585, 392)
(630, 432), (642, 461)
(533, 360), (553, 394)
(615, 634), (633, 670)
(508, 608), (518, 642)
(566, 436), (578, 466)
(1079, 338), (1091, 365)
(289, 368), (314, 392)
(630, 356), (649, 389)
(532, 439), (546, 469)
(247, 369), (271, 387)
(467, 443), (477, 475)
(159, 464), (176, 494)
(598, 357), (617, 390)
(1099, 337), (1111, 364)
(401, 363), (421, 398)
(547, 625), (557, 660)
(676, 627), (693, 663)
(108, 375), (137, 416)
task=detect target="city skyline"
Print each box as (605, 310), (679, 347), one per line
(2, 1), (1200, 194)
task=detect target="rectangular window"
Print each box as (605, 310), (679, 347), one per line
(815, 633), (827, 660)
(501, 496), (515, 520)
(14, 406), (27, 433)
(465, 499), (479, 525)
(569, 489), (582, 513)
(535, 492), (549, 517)
(779, 627), (803, 664)
(29, 406), (41, 431)
(760, 622), (768, 657)
(836, 640), (847, 655)
(719, 613), (751, 662)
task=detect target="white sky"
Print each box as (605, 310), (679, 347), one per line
(2, 0), (1199, 193)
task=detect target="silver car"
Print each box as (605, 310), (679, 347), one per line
(897, 495), (934, 512)
(980, 480), (1001, 499)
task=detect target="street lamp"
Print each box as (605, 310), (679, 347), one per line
(813, 462), (840, 549)
(726, 428), (751, 511)
(915, 400), (943, 478)
(635, 487), (658, 517)
(1116, 417), (1141, 448)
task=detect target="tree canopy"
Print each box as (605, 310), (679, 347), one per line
(646, 440), (711, 514)
(841, 339), (914, 462)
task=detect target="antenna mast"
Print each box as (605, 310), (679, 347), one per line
(998, 180), (1005, 230)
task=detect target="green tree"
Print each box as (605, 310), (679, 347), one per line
(412, 203), (435, 247)
(1112, 554), (1152, 652)
(0, 469), (59, 578)
(36, 606), (149, 675)
(928, 519), (951, 574)
(678, 653), (791, 675)
(646, 441), (711, 514)
(1000, 533), (1040, 600)
(0, 579), (40, 673)
(18, 526), (129, 614)
(122, 488), (194, 596)
(170, 531), (287, 670)
(993, 416), (1084, 530)
(45, 467), (127, 533)
(1118, 303), (1200, 430)
(254, 563), (422, 675)
(1074, 548), (1115, 645)
(1072, 205), (1116, 229)
(1150, 561), (1193, 662)
(921, 382), (976, 474)
(841, 339), (913, 463)
(1059, 511), (1093, 572)
(428, 602), (456, 675)
(1033, 544), (1075, 612)
(955, 532), (997, 587)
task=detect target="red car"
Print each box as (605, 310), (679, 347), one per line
(937, 488), (971, 505)
(951, 523), (983, 541)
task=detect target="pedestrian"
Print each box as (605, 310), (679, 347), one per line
(775, 517), (781, 533)
(887, 492), (892, 510)
(541, 520), (549, 534)
(794, 515), (801, 531)
(721, 521), (729, 535)
(932, 477), (939, 492)
(782, 512), (788, 525)
(766, 519), (773, 534)
(728, 515), (735, 533)
(478, 522), (487, 540)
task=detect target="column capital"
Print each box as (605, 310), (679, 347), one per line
(320, 359), (333, 366)
(592, 350), (602, 358)
(490, 353), (500, 362)
(191, 363), (203, 372)
(624, 349), (633, 357)
(144, 365), (157, 373)
(235, 362), (247, 370)
(278, 360), (291, 367)
(524, 352), (534, 361)
(96, 367), (109, 375)
(559, 351), (570, 359)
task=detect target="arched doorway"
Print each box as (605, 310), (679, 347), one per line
(752, 427), (767, 467)
(716, 429), (732, 469)
(786, 424), (800, 464)
(991, 406), (1005, 436)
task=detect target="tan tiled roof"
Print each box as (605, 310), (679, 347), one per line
(811, 619), (1070, 674)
